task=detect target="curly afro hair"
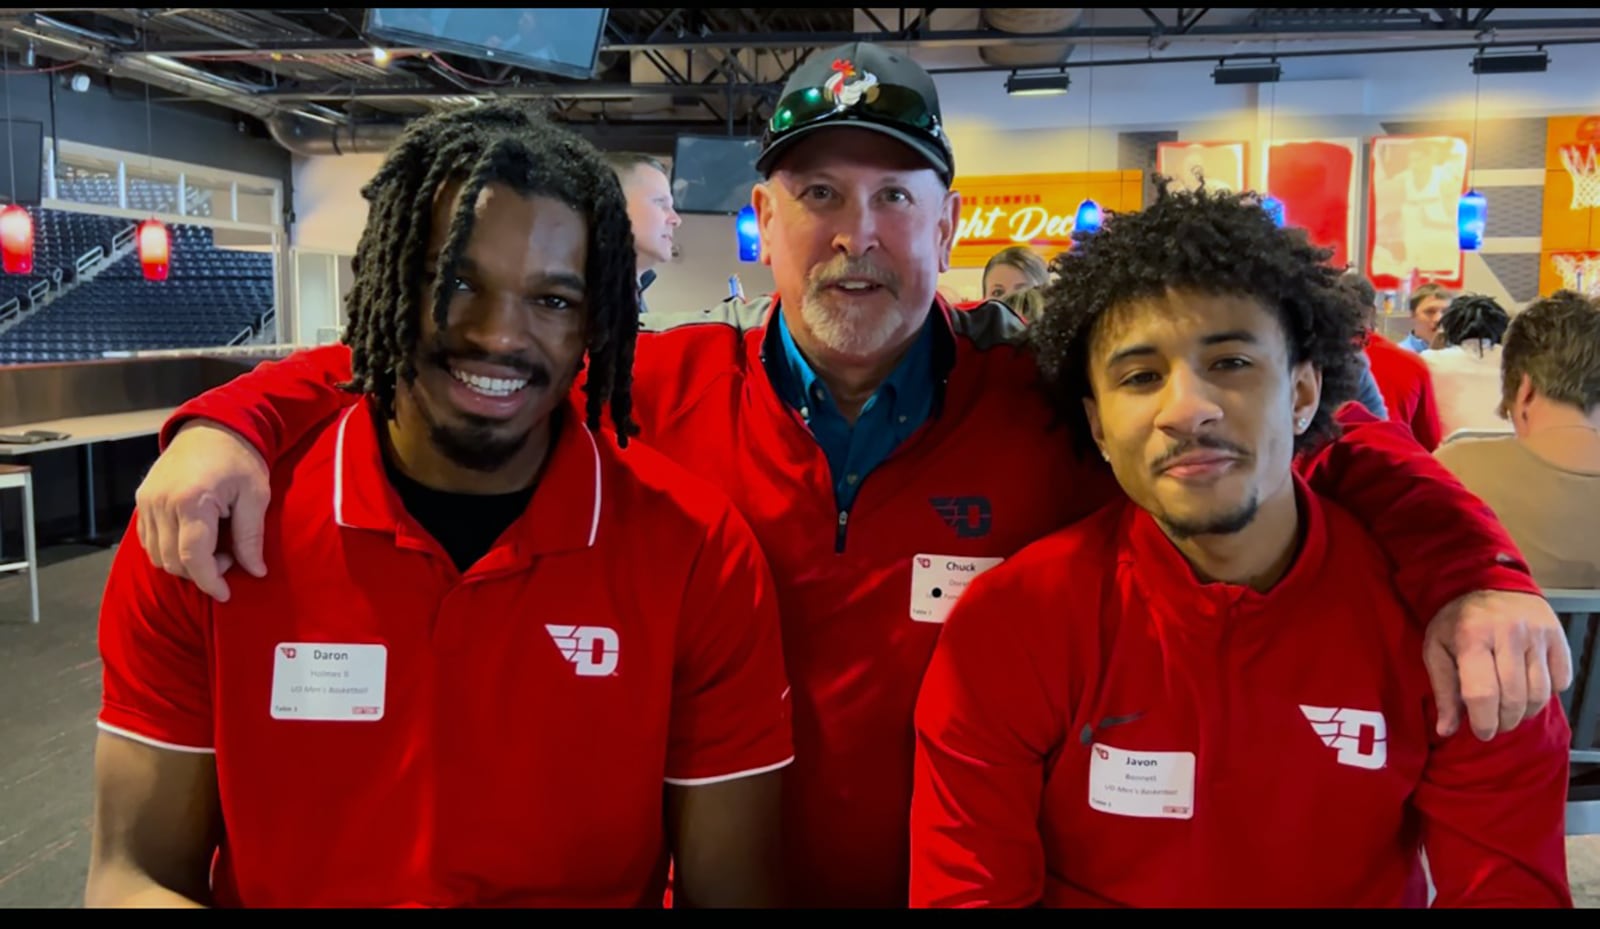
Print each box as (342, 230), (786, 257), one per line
(1029, 181), (1365, 457)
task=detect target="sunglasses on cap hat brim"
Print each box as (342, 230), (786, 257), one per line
(762, 86), (951, 175)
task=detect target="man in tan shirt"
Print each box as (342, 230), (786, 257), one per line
(1436, 290), (1600, 588)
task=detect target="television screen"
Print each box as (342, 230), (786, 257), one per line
(365, 8), (609, 81)
(0, 119), (43, 206)
(671, 135), (764, 215)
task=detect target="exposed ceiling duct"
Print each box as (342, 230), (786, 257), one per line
(978, 8), (1080, 69)
(265, 113), (406, 157)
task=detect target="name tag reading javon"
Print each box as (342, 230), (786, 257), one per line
(270, 643), (388, 722)
(1087, 742), (1195, 820)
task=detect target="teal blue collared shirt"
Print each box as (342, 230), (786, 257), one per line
(767, 308), (937, 511)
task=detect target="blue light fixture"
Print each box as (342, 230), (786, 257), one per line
(1073, 198), (1103, 235)
(736, 204), (760, 262)
(1457, 189), (1487, 251)
(1262, 195), (1287, 228)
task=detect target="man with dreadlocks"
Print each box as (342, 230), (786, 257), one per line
(86, 103), (793, 909)
(908, 187), (1573, 909)
(128, 43), (1571, 908)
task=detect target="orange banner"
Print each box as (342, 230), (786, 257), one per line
(948, 170), (1144, 269)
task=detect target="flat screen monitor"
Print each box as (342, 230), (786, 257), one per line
(0, 119), (43, 206)
(364, 8), (609, 81)
(671, 135), (764, 215)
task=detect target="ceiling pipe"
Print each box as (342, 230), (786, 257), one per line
(979, 9), (1080, 68)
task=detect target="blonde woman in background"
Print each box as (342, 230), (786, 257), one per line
(1000, 285), (1046, 324)
(982, 245), (1049, 300)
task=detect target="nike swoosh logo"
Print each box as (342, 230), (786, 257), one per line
(1079, 712), (1145, 745)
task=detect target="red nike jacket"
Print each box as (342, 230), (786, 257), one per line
(911, 481), (1572, 908)
(1366, 332), (1444, 451)
(161, 296), (1542, 908)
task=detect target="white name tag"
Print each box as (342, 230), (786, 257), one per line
(270, 643), (387, 722)
(1087, 743), (1195, 820)
(909, 554), (1005, 624)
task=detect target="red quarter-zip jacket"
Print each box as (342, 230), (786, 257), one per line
(910, 481), (1572, 908)
(160, 296), (1542, 908)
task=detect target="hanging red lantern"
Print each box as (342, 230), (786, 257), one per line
(0, 204), (34, 275)
(138, 218), (170, 281)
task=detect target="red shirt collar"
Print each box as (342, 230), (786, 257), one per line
(1119, 472), (1330, 628)
(332, 396), (604, 563)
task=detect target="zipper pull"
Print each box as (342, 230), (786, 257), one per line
(835, 509), (849, 553)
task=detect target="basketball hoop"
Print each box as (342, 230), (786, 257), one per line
(1552, 252), (1600, 297)
(1559, 115), (1600, 210)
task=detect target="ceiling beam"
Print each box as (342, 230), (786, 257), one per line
(112, 15), (1600, 59)
(249, 83), (778, 103)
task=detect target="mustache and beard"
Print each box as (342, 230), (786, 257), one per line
(1145, 435), (1259, 541)
(797, 256), (914, 359)
(416, 337), (555, 473)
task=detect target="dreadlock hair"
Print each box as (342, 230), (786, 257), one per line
(340, 101), (641, 446)
(1438, 293), (1510, 350)
(1029, 179), (1365, 458)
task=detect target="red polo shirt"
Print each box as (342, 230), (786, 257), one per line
(1366, 332), (1444, 451)
(158, 298), (1542, 908)
(909, 482), (1572, 908)
(101, 397), (794, 908)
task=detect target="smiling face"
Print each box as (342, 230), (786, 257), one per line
(754, 127), (961, 368)
(390, 178), (590, 492)
(1084, 289), (1321, 542)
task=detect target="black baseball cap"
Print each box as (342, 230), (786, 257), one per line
(757, 42), (955, 186)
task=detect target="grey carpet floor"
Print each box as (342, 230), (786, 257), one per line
(1, 544), (1597, 908)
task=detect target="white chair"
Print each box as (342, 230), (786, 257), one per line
(0, 463), (39, 625)
(1548, 588), (1600, 836)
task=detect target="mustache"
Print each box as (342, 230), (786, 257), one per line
(1150, 435), (1251, 473)
(807, 256), (901, 296)
(425, 342), (552, 388)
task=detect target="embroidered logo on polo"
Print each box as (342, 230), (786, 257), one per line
(1299, 704), (1387, 770)
(930, 496), (992, 539)
(545, 625), (620, 677)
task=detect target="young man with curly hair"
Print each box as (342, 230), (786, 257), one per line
(908, 187), (1574, 909)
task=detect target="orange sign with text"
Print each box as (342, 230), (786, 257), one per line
(949, 170), (1145, 269)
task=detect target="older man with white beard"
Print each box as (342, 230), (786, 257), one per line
(131, 41), (1571, 910)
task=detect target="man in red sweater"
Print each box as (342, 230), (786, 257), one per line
(129, 43), (1570, 907)
(910, 187), (1572, 908)
(1346, 272), (1444, 450)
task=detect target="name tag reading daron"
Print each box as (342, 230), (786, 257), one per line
(1087, 743), (1195, 820)
(910, 554), (1005, 624)
(270, 643), (388, 721)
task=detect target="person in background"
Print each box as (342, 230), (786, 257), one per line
(1346, 272), (1444, 450)
(1424, 294), (1511, 439)
(909, 187), (1573, 909)
(1437, 290), (1600, 588)
(602, 152), (682, 313)
(85, 104), (792, 909)
(124, 41), (1572, 909)
(981, 245), (1049, 301)
(1401, 282), (1452, 352)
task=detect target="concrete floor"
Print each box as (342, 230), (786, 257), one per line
(1, 544), (1596, 908)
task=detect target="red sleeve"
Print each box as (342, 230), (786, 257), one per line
(910, 565), (1059, 909)
(1295, 402), (1540, 625)
(158, 345), (358, 465)
(1416, 697), (1573, 906)
(663, 500), (794, 785)
(1411, 370), (1444, 453)
(97, 515), (215, 752)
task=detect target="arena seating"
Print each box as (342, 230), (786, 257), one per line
(0, 214), (273, 364)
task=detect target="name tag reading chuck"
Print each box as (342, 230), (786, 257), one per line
(1087, 743), (1196, 820)
(909, 554), (1005, 624)
(270, 643), (388, 721)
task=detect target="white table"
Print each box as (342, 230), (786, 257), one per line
(0, 408), (176, 541)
